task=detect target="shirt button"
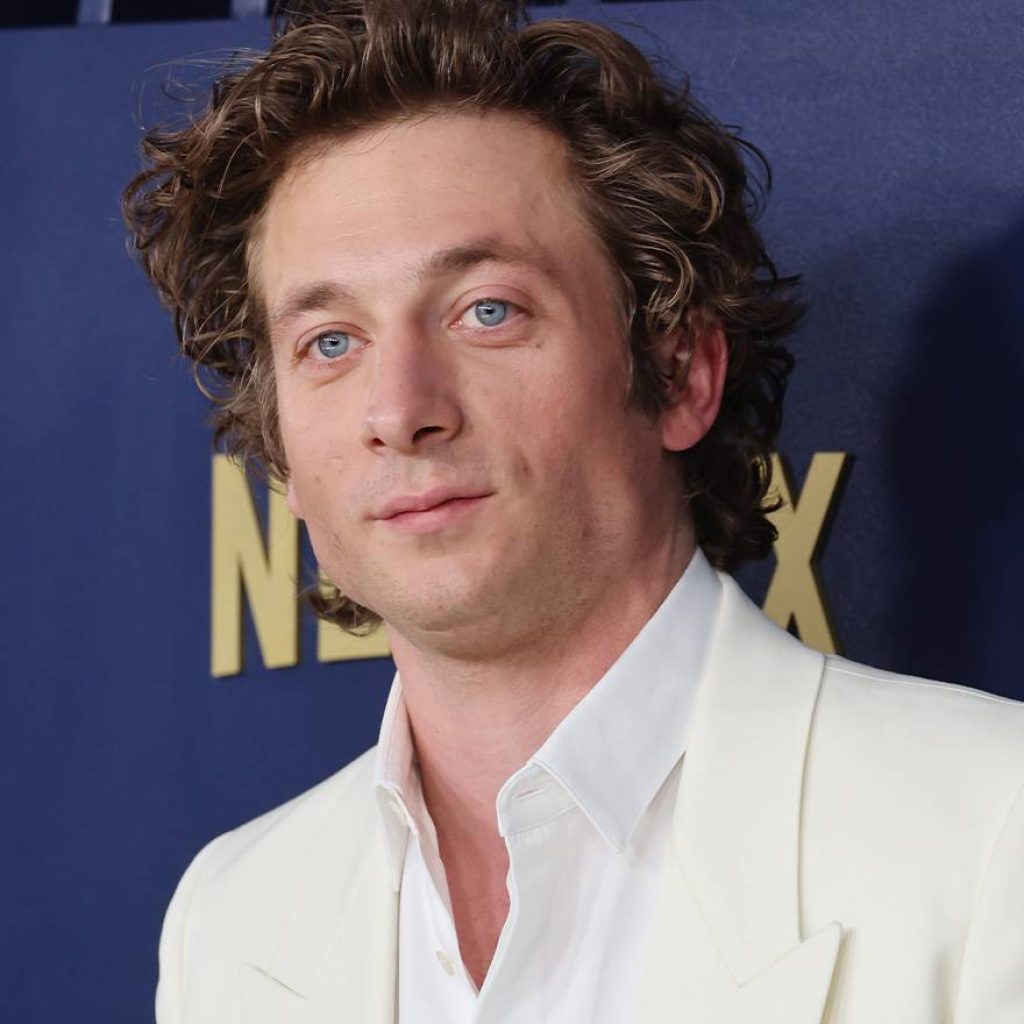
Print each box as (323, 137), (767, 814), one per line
(435, 950), (456, 976)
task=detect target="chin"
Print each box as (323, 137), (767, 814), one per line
(383, 586), (490, 634)
(369, 566), (514, 640)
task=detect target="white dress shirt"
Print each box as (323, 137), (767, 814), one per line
(373, 547), (722, 1023)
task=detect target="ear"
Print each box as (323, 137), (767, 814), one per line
(286, 477), (304, 519)
(659, 314), (728, 452)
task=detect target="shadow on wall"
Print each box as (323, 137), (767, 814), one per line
(885, 216), (1024, 699)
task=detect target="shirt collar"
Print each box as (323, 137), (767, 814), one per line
(372, 546), (722, 883)
(372, 681), (424, 889)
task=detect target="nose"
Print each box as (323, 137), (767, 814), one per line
(360, 327), (463, 454)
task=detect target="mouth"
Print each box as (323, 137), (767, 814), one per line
(373, 489), (494, 532)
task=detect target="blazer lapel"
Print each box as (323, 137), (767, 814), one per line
(639, 572), (843, 1023)
(237, 762), (398, 1024)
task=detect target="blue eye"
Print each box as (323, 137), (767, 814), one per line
(316, 331), (353, 359)
(471, 299), (508, 327)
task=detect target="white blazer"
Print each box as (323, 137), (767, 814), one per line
(155, 572), (1024, 1023)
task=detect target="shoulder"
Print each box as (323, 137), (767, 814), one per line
(156, 748), (383, 1017)
(161, 746), (380, 956)
(189, 744), (380, 888)
(797, 656), (1024, 975)
(810, 656), (1024, 829)
(819, 655), (1024, 758)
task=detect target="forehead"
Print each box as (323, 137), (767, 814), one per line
(252, 109), (611, 311)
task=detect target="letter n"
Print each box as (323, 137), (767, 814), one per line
(210, 455), (299, 677)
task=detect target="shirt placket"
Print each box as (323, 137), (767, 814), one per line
(420, 814), (480, 1014)
(474, 764), (577, 1022)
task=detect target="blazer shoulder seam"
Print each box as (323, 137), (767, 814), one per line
(825, 661), (1024, 710)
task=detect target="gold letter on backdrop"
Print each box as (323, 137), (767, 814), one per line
(210, 456), (391, 676)
(211, 455), (299, 677)
(211, 451), (847, 672)
(765, 452), (849, 653)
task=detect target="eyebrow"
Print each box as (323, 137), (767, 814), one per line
(266, 237), (561, 340)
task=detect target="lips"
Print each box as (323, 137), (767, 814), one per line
(373, 487), (492, 520)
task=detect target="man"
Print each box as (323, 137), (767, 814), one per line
(124, 1), (1024, 1021)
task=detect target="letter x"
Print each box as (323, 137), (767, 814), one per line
(764, 452), (850, 654)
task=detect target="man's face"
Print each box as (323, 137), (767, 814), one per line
(256, 110), (688, 651)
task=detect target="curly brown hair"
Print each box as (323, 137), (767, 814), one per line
(123, 0), (801, 633)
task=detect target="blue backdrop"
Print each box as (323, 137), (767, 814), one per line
(3, 1), (1023, 1019)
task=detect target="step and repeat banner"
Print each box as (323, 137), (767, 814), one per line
(3, 1), (1022, 1019)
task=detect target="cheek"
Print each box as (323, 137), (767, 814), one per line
(488, 357), (629, 505)
(278, 409), (361, 534)
(276, 374), (360, 474)
(292, 468), (367, 584)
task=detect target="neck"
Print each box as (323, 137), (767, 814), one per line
(386, 525), (698, 840)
